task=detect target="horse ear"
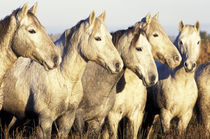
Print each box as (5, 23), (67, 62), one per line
(153, 12), (159, 21)
(29, 2), (38, 15)
(146, 13), (151, 24)
(99, 10), (106, 22)
(179, 20), (185, 32)
(89, 11), (96, 25)
(194, 21), (200, 32)
(17, 2), (28, 19)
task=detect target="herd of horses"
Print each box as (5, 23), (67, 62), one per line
(0, 2), (209, 139)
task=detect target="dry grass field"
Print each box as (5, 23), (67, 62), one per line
(0, 33), (209, 138)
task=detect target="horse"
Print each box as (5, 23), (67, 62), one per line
(195, 61), (210, 135)
(146, 21), (201, 137)
(73, 13), (181, 138)
(0, 11), (123, 138)
(100, 13), (183, 139)
(0, 2), (60, 110)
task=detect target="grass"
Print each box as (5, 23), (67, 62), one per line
(0, 114), (208, 138)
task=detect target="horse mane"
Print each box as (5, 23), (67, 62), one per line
(0, 9), (19, 50)
(61, 19), (86, 47)
(0, 16), (12, 43)
(111, 29), (128, 46)
(56, 19), (88, 63)
(111, 26), (145, 48)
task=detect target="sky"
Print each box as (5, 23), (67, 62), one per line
(1, 0), (210, 36)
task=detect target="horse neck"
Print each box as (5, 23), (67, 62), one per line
(0, 15), (18, 82)
(60, 32), (87, 82)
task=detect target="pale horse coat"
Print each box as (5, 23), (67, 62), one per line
(147, 21), (201, 135)
(0, 11), (123, 138)
(101, 13), (181, 139)
(195, 61), (210, 135)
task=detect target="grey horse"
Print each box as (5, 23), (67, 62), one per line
(0, 3), (61, 110)
(73, 13), (181, 138)
(0, 11), (123, 138)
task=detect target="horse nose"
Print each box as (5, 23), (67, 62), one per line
(115, 62), (121, 72)
(184, 61), (196, 72)
(184, 62), (188, 69)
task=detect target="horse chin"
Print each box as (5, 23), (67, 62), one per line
(166, 58), (177, 69)
(103, 62), (121, 74)
(32, 53), (57, 71)
(155, 53), (167, 66)
(135, 70), (149, 87)
(42, 62), (51, 71)
(135, 71), (156, 87)
(106, 64), (117, 74)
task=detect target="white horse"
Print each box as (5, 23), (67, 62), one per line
(0, 11), (123, 138)
(147, 21), (201, 136)
(102, 13), (181, 139)
(195, 61), (210, 135)
(0, 3), (61, 110)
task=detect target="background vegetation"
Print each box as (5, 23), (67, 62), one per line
(197, 31), (210, 65)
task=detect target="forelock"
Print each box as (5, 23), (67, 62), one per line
(27, 12), (42, 28)
(149, 19), (166, 35)
(92, 18), (102, 35)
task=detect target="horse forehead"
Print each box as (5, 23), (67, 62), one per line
(149, 20), (166, 35)
(25, 13), (43, 28)
(180, 26), (200, 41)
(92, 19), (106, 35)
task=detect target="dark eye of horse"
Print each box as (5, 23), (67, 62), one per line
(95, 37), (101, 41)
(197, 41), (200, 45)
(29, 29), (36, 34)
(179, 41), (183, 46)
(153, 33), (158, 37)
(136, 47), (142, 51)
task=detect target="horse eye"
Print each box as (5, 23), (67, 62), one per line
(179, 41), (183, 46)
(29, 29), (36, 34)
(153, 33), (158, 37)
(95, 37), (101, 41)
(197, 41), (200, 45)
(136, 47), (142, 51)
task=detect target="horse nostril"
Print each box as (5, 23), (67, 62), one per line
(150, 75), (156, 83)
(115, 62), (120, 69)
(174, 55), (180, 62)
(192, 63), (196, 68)
(115, 62), (120, 71)
(184, 62), (188, 68)
(53, 56), (59, 66)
